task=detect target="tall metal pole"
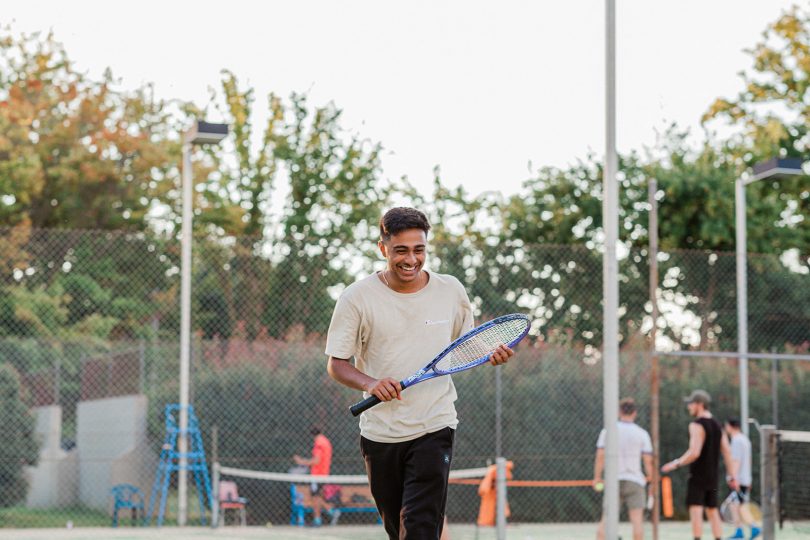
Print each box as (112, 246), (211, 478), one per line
(495, 365), (503, 459)
(495, 366), (505, 539)
(735, 177), (749, 437)
(603, 0), (620, 537)
(178, 141), (193, 526)
(771, 355), (778, 428)
(648, 179), (660, 540)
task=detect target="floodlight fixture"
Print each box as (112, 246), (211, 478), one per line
(748, 157), (804, 184)
(184, 120), (228, 146)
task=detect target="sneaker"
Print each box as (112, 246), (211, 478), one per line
(750, 526), (761, 539)
(726, 528), (744, 540)
(330, 509), (341, 526)
(312, 517), (322, 527)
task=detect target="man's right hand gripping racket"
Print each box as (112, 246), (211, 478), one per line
(350, 313), (531, 416)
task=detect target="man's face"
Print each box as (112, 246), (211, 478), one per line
(378, 228), (427, 284)
(686, 401), (700, 417)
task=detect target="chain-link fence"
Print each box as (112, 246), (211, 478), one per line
(1, 226), (808, 528)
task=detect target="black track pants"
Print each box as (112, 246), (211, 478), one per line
(360, 427), (454, 540)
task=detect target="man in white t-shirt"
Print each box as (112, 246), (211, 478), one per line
(326, 207), (514, 540)
(724, 418), (760, 540)
(593, 397), (654, 540)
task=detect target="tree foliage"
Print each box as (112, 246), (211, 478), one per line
(2, 10), (809, 357)
(0, 363), (38, 507)
(0, 30), (184, 231)
(703, 5), (810, 255)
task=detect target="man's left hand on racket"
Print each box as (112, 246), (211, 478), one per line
(364, 343), (514, 404)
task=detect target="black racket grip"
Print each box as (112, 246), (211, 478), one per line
(350, 395), (381, 416)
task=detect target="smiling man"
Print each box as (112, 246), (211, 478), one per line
(326, 207), (513, 539)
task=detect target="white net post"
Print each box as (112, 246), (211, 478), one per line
(211, 461), (220, 528)
(496, 456), (507, 540)
(760, 425), (777, 540)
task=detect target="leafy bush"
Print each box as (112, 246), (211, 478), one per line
(0, 363), (39, 507)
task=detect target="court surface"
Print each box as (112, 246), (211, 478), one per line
(6, 522), (809, 540)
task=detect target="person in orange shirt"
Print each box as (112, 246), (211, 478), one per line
(294, 427), (337, 526)
(477, 461), (513, 526)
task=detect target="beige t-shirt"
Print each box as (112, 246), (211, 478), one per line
(325, 270), (474, 443)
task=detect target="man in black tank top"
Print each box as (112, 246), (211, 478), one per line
(661, 390), (738, 540)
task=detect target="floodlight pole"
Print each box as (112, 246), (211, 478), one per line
(735, 158), (804, 439)
(735, 176), (749, 437)
(648, 179), (660, 540)
(178, 120), (228, 526)
(603, 0), (620, 538)
(178, 138), (193, 526)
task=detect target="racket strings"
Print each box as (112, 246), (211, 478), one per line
(435, 319), (528, 372)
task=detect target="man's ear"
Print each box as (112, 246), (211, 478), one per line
(378, 239), (387, 258)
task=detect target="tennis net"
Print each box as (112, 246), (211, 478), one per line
(211, 462), (598, 528)
(778, 430), (810, 534)
(212, 463), (489, 527)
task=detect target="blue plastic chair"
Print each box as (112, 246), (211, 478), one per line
(111, 483), (145, 527)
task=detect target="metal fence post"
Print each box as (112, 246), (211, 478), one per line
(495, 365), (503, 459)
(648, 178), (660, 540)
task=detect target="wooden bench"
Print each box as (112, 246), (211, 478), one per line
(289, 483), (380, 526)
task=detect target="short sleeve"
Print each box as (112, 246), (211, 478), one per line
(642, 430), (653, 454)
(312, 443), (325, 462)
(596, 428), (606, 449)
(452, 282), (475, 340)
(730, 438), (743, 462)
(325, 292), (362, 360)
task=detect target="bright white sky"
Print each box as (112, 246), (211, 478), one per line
(6, 0), (802, 199)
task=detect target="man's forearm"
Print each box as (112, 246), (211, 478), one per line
(665, 448), (696, 470)
(643, 455), (654, 481)
(593, 450), (605, 480)
(327, 357), (375, 392)
(722, 448), (736, 476)
(677, 449), (697, 466)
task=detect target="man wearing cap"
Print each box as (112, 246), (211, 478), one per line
(662, 390), (738, 540)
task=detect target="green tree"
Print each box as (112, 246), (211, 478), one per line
(703, 5), (810, 254)
(265, 92), (387, 336)
(0, 29), (184, 231)
(0, 363), (39, 507)
(209, 73), (389, 338)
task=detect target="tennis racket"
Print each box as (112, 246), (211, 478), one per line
(349, 313), (531, 417)
(739, 493), (762, 525)
(720, 491), (762, 525)
(720, 491), (738, 523)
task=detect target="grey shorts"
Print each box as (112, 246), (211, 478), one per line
(619, 480), (646, 510)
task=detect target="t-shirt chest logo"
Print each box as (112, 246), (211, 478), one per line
(425, 319), (450, 326)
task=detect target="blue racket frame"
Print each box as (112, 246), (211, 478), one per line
(350, 313), (530, 416)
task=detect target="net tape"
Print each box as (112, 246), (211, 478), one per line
(216, 464), (490, 485)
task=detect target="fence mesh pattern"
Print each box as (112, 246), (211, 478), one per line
(1, 226), (808, 527)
